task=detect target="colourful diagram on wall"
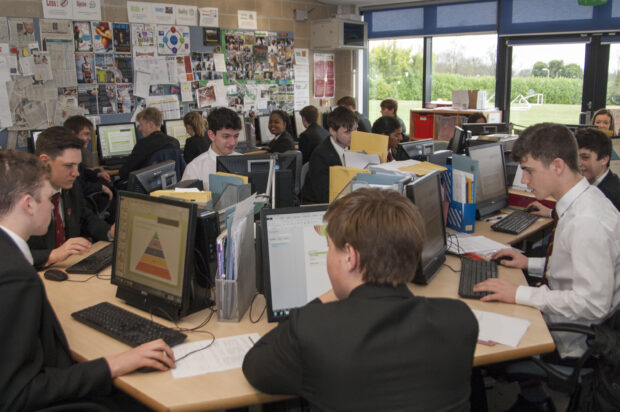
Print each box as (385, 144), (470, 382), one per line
(135, 232), (172, 280)
(157, 25), (191, 55)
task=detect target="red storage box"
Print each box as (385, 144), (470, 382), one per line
(411, 112), (434, 139)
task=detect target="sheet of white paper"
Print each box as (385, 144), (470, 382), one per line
(0, 82), (12, 128)
(294, 48), (309, 66)
(72, 0), (101, 21)
(237, 10), (257, 30)
(172, 333), (260, 379)
(473, 310), (531, 348)
(127, 2), (153, 23)
(447, 233), (509, 256)
(174, 188), (199, 192)
(175, 5), (198, 26)
(0, 55), (10, 83)
(371, 159), (420, 171)
(134, 71), (150, 98)
(199, 7), (219, 27)
(180, 81), (193, 102)
(343, 152), (381, 169)
(213, 53), (226, 72)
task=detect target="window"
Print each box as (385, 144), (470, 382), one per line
(607, 43), (620, 109)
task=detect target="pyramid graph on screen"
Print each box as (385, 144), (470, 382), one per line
(135, 233), (172, 280)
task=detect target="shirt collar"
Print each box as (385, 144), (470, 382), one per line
(556, 177), (590, 218)
(0, 225), (33, 265)
(594, 169), (610, 187)
(330, 137), (347, 162)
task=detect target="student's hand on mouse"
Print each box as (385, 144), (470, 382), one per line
(491, 249), (528, 269)
(106, 339), (175, 378)
(473, 278), (518, 304)
(527, 201), (551, 218)
(47, 237), (92, 265)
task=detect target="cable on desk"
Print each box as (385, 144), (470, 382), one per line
(66, 275), (97, 283)
(149, 305), (217, 334)
(175, 331), (216, 363)
(442, 262), (460, 273)
(96, 273), (111, 281)
(447, 233), (465, 255)
(249, 292), (266, 323)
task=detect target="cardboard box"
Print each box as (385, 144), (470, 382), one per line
(451, 89), (487, 110)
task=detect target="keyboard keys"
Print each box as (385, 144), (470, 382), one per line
(491, 210), (539, 235)
(66, 243), (114, 274)
(458, 258), (498, 299)
(72, 302), (187, 347)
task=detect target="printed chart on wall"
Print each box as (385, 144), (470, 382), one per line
(157, 25), (190, 55)
(314, 53), (335, 99)
(126, 212), (186, 294)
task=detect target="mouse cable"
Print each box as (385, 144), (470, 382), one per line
(150, 305), (217, 334)
(442, 262), (460, 273)
(174, 331), (216, 364)
(66, 275), (97, 283)
(249, 292), (266, 323)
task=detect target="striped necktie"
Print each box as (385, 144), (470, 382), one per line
(51, 192), (66, 248)
(541, 208), (559, 286)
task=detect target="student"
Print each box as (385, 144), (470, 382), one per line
(591, 108), (615, 136)
(474, 123), (620, 408)
(467, 112), (487, 124)
(63, 115), (113, 201)
(119, 107), (180, 179)
(0, 150), (175, 411)
(182, 111), (210, 164)
(27, 127), (115, 268)
(302, 106), (357, 204)
(182, 107), (242, 191)
(243, 188), (478, 411)
(337, 95), (371, 133)
(266, 110), (296, 153)
(371, 115), (407, 161)
(380, 98), (407, 136)
(298, 105), (329, 164)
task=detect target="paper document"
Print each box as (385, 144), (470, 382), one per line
(473, 310), (531, 348)
(447, 233), (509, 256)
(343, 151), (380, 169)
(172, 333), (260, 379)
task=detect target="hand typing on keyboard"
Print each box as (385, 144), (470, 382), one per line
(105, 339), (176, 378)
(473, 278), (518, 304)
(46, 237), (92, 266)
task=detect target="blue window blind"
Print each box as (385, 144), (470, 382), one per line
(365, 1), (497, 39)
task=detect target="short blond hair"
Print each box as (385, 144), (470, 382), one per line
(324, 188), (425, 286)
(137, 107), (163, 127)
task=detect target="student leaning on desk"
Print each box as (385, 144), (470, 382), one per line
(243, 188), (478, 411)
(473, 123), (620, 409)
(0, 150), (175, 411)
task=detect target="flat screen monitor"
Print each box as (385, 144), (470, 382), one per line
(256, 115), (275, 144)
(216, 151), (302, 207)
(164, 119), (190, 148)
(467, 142), (508, 218)
(405, 171), (447, 285)
(96, 123), (137, 165)
(564, 124), (592, 134)
(399, 139), (434, 160)
(112, 191), (207, 320)
(448, 126), (470, 155)
(127, 160), (177, 194)
(461, 123), (510, 136)
(294, 112), (306, 138)
(261, 205), (330, 321)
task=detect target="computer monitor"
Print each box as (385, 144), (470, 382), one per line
(112, 191), (213, 320)
(260, 205), (330, 321)
(405, 171), (447, 285)
(96, 123), (137, 166)
(294, 111), (306, 138)
(448, 126), (470, 155)
(256, 115), (275, 145)
(467, 142), (508, 218)
(461, 123), (510, 136)
(564, 124), (592, 134)
(163, 119), (190, 148)
(127, 160), (177, 194)
(216, 151), (302, 207)
(28, 130), (43, 153)
(399, 139), (434, 160)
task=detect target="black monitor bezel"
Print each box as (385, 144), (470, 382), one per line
(398, 138), (434, 160)
(406, 170), (447, 285)
(111, 190), (197, 319)
(96, 122), (137, 164)
(260, 205), (329, 322)
(448, 126), (469, 155)
(461, 122), (510, 136)
(127, 160), (177, 194)
(466, 142), (508, 218)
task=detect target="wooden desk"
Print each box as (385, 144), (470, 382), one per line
(475, 210), (553, 247)
(44, 242), (554, 411)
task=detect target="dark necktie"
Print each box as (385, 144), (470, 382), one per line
(541, 208), (559, 286)
(51, 193), (66, 248)
(387, 150), (394, 162)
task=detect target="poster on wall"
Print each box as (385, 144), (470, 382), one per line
(314, 53), (334, 99)
(75, 52), (95, 83)
(42, 0), (73, 19)
(152, 4), (176, 25)
(72, 0), (101, 21)
(113, 23), (131, 53)
(237, 10), (257, 30)
(157, 25), (190, 55)
(175, 5), (198, 26)
(132, 23), (156, 56)
(9, 18), (36, 47)
(74, 22), (93, 52)
(127, 2), (153, 23)
(199, 7), (219, 27)
(92, 22), (113, 53)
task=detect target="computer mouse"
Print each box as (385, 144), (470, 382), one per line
(44, 269), (68, 282)
(493, 257), (511, 266)
(526, 204), (540, 213)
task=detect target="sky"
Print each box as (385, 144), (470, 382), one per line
(370, 34), (590, 72)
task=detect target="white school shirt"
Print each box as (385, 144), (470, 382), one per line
(182, 147), (240, 191)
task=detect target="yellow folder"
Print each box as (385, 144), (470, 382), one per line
(150, 190), (212, 203)
(216, 172), (249, 184)
(350, 131), (389, 163)
(329, 166), (371, 203)
(398, 161), (447, 176)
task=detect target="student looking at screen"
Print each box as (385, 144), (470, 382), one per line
(371, 115), (407, 161)
(266, 110), (296, 153)
(298, 105), (329, 164)
(302, 106), (358, 204)
(182, 107), (242, 191)
(27, 127), (115, 268)
(0, 150), (175, 411)
(243, 188), (478, 411)
(182, 111), (210, 164)
(119, 108), (180, 179)
(591, 108), (616, 136)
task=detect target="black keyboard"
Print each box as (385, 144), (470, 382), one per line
(66, 243), (114, 274)
(72, 302), (187, 347)
(491, 210), (539, 235)
(458, 258), (498, 299)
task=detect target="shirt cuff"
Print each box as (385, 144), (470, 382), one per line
(528, 257), (545, 275)
(515, 285), (533, 306)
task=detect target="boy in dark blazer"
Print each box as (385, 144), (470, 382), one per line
(0, 150), (175, 411)
(243, 189), (478, 411)
(298, 105), (329, 164)
(301, 106), (357, 204)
